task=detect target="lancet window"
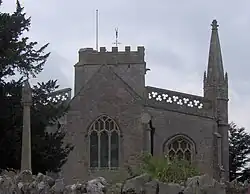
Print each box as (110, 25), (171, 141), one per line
(89, 115), (120, 168)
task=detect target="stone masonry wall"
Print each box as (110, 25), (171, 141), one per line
(0, 170), (249, 194)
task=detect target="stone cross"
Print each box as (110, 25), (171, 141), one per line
(21, 80), (32, 172)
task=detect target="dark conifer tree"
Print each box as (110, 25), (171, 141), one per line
(0, 0), (73, 174)
(229, 122), (250, 182)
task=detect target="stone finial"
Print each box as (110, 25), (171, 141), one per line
(211, 19), (219, 30)
(22, 80), (32, 104)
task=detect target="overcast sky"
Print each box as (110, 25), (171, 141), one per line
(1, 0), (250, 130)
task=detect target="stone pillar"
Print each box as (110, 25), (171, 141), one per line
(21, 80), (32, 172)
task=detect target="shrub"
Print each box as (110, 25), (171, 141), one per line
(138, 153), (200, 183)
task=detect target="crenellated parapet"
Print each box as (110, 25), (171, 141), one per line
(76, 46), (145, 65)
(146, 86), (213, 117)
(46, 88), (72, 104)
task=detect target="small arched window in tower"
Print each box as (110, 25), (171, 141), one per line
(89, 115), (120, 168)
(164, 135), (194, 162)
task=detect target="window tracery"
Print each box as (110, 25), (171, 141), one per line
(164, 135), (194, 162)
(88, 115), (120, 168)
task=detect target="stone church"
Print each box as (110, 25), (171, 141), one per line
(61, 20), (229, 184)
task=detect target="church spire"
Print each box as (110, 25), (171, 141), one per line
(203, 20), (229, 182)
(206, 19), (225, 85)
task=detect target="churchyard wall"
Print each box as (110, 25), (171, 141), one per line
(0, 170), (249, 194)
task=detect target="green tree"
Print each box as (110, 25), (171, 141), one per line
(229, 122), (250, 182)
(0, 0), (49, 82)
(0, 0), (73, 174)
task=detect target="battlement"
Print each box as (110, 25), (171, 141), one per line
(46, 88), (72, 104)
(76, 46), (145, 65)
(145, 86), (213, 117)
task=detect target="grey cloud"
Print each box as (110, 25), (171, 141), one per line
(2, 0), (250, 129)
(31, 50), (72, 89)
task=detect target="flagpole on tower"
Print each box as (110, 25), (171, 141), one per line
(95, 9), (99, 51)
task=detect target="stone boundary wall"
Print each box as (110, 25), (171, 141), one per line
(0, 170), (249, 193)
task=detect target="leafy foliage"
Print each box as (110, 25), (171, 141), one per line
(0, 1), (73, 174)
(229, 122), (250, 182)
(30, 80), (73, 174)
(138, 153), (199, 183)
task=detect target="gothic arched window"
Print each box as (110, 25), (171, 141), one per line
(164, 135), (195, 162)
(89, 115), (120, 168)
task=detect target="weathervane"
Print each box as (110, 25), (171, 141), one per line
(113, 28), (121, 47)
